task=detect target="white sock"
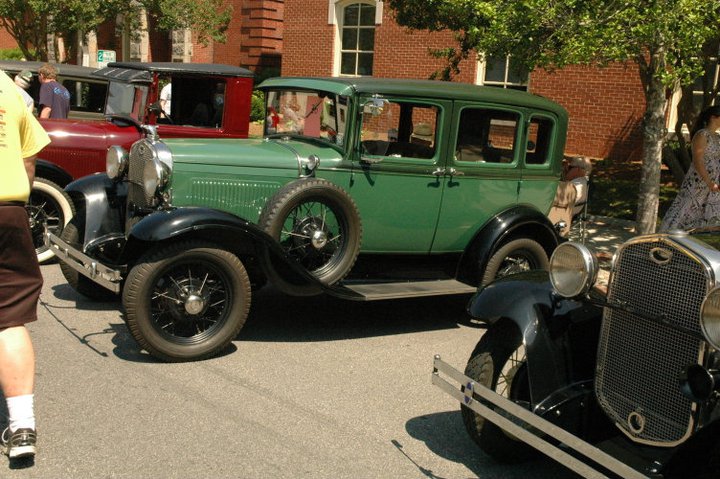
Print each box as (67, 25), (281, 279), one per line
(6, 394), (35, 431)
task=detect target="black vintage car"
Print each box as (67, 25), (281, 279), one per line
(433, 229), (720, 478)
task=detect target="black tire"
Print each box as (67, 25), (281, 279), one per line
(258, 179), (362, 285)
(461, 321), (539, 463)
(481, 238), (549, 286)
(123, 241), (252, 362)
(58, 218), (119, 301)
(27, 178), (75, 264)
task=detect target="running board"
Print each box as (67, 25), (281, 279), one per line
(334, 279), (477, 301)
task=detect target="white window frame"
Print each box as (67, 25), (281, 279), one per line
(476, 55), (528, 90)
(329, 0), (382, 77)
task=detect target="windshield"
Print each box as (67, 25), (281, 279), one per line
(264, 90), (349, 147)
(105, 81), (149, 121)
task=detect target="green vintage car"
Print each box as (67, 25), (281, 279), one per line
(48, 76), (569, 362)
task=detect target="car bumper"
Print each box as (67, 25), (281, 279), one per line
(45, 232), (123, 293)
(431, 356), (650, 479)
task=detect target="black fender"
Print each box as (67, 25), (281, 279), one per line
(64, 173), (127, 248)
(662, 417), (720, 477)
(123, 207), (324, 297)
(35, 159), (74, 187)
(469, 270), (602, 403)
(457, 204), (562, 285)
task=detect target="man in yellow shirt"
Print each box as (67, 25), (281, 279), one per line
(0, 70), (51, 461)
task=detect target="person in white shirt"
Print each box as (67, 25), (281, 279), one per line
(13, 70), (34, 112)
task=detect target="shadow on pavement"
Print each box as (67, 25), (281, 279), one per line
(240, 286), (477, 343)
(403, 411), (580, 479)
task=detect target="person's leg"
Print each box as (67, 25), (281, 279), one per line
(0, 325), (35, 399)
(0, 325), (36, 459)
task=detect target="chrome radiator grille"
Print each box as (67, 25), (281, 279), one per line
(127, 139), (155, 208)
(596, 239), (708, 446)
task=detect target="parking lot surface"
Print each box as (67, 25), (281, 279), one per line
(0, 262), (591, 478)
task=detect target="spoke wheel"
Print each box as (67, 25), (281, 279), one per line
(27, 178), (74, 263)
(461, 321), (539, 463)
(481, 238), (549, 286)
(259, 179), (361, 285)
(123, 241), (251, 362)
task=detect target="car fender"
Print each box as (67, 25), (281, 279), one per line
(35, 159), (74, 188)
(124, 207), (325, 297)
(457, 204), (561, 285)
(64, 173), (127, 248)
(469, 270), (602, 402)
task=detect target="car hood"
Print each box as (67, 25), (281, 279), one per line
(163, 137), (345, 169)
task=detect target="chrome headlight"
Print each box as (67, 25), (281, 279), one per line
(549, 242), (598, 297)
(106, 146), (128, 179)
(701, 287), (720, 350)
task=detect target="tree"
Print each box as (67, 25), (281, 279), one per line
(388, 0), (720, 234)
(0, 0), (231, 62)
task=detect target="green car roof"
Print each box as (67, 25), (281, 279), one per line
(257, 76), (567, 119)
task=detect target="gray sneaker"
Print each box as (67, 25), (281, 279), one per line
(1, 427), (36, 459)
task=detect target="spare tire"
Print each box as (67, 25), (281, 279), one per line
(258, 179), (362, 285)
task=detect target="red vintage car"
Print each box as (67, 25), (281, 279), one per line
(30, 62), (254, 262)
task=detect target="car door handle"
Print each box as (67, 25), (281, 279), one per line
(447, 168), (464, 176)
(432, 168), (445, 177)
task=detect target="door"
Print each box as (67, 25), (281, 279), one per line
(347, 98), (451, 253)
(431, 104), (524, 252)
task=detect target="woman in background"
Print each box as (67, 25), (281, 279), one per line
(660, 105), (720, 231)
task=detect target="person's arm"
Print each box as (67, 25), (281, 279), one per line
(39, 106), (51, 119)
(23, 155), (37, 187)
(691, 131), (718, 192)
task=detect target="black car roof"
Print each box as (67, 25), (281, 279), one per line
(94, 62), (254, 83)
(0, 60), (100, 79)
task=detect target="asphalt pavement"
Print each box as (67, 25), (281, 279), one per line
(0, 217), (637, 478)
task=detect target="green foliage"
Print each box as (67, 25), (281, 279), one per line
(0, 48), (26, 60)
(250, 90), (265, 123)
(0, 0), (232, 60)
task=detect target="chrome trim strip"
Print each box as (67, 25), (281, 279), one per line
(44, 232), (122, 293)
(432, 356), (649, 479)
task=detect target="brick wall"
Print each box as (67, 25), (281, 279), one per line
(531, 64), (646, 162)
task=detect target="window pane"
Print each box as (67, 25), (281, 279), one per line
(344, 4), (359, 25)
(358, 29), (374, 51)
(484, 57), (507, 83)
(507, 57), (528, 84)
(357, 53), (373, 75)
(526, 117), (554, 165)
(359, 4), (376, 26)
(341, 53), (357, 75)
(342, 29), (358, 50)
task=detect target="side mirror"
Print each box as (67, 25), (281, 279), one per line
(362, 98), (389, 117)
(148, 102), (162, 116)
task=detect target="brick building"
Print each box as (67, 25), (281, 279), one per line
(282, 0), (649, 162)
(0, 1), (284, 75)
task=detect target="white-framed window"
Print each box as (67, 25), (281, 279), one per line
(330, 1), (382, 77)
(477, 56), (528, 91)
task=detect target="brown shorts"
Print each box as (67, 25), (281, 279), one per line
(0, 203), (43, 328)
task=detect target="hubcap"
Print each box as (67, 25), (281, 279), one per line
(311, 229), (328, 249)
(184, 293), (205, 315)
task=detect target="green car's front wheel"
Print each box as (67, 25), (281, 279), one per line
(123, 241), (252, 362)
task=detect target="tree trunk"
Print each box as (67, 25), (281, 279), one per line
(635, 51), (667, 235)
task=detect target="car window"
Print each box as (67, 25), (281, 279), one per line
(360, 101), (439, 160)
(525, 115), (555, 165)
(105, 82), (149, 121)
(455, 108), (520, 164)
(265, 89), (348, 145)
(62, 79), (106, 114)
